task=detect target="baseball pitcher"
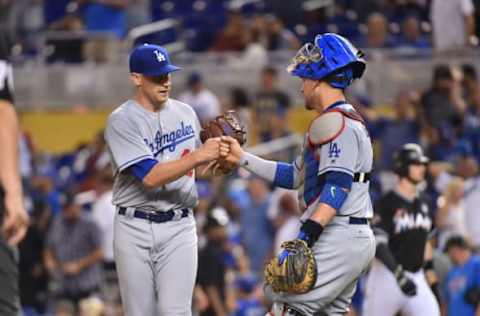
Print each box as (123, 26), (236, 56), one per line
(220, 33), (376, 315)
(104, 44), (228, 316)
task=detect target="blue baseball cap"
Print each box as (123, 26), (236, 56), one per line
(129, 44), (182, 76)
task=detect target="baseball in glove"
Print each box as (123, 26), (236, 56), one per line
(200, 110), (246, 174)
(264, 239), (317, 294)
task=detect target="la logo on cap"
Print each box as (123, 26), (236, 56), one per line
(154, 50), (166, 62)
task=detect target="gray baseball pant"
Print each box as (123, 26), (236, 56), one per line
(114, 208), (198, 316)
(265, 216), (376, 316)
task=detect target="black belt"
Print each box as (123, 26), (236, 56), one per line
(118, 207), (189, 223)
(353, 172), (370, 183)
(349, 217), (369, 225)
(334, 215), (369, 225)
(288, 309), (304, 316)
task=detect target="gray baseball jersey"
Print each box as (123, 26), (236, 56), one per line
(105, 98), (202, 212)
(297, 102), (374, 220)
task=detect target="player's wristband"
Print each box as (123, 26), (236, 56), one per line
(299, 219), (324, 247)
(424, 259), (434, 272)
(394, 265), (405, 280)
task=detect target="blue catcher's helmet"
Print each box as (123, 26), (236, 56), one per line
(287, 33), (366, 89)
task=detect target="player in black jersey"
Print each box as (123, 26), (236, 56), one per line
(0, 27), (29, 314)
(363, 143), (441, 316)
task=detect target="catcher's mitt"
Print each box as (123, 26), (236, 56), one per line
(264, 239), (317, 294)
(200, 110), (246, 174)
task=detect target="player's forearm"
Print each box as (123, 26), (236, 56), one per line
(205, 286), (227, 316)
(310, 203), (336, 227)
(43, 248), (58, 273)
(77, 248), (103, 271)
(239, 152), (299, 189)
(0, 102), (22, 196)
(143, 152), (200, 188)
(375, 242), (400, 273)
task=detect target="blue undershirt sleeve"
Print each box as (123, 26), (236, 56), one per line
(129, 158), (158, 180)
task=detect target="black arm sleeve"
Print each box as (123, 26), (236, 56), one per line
(376, 242), (400, 273)
(0, 30), (14, 103)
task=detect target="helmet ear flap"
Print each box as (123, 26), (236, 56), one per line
(393, 153), (409, 178)
(399, 164), (409, 178)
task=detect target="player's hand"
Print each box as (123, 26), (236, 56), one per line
(395, 268), (417, 296)
(220, 136), (243, 166)
(2, 192), (29, 246)
(195, 137), (221, 164)
(62, 261), (82, 276)
(278, 229), (313, 265)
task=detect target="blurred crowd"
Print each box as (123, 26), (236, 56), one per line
(14, 58), (480, 316)
(0, 0), (478, 63)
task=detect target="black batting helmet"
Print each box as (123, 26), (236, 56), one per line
(393, 143), (429, 177)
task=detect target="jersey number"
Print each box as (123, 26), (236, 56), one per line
(328, 142), (341, 158)
(182, 149), (194, 177)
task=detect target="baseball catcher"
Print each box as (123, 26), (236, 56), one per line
(217, 33), (376, 316)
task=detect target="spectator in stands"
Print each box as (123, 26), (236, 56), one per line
(230, 27), (268, 69)
(264, 15), (300, 51)
(44, 1), (85, 63)
(397, 15), (430, 48)
(125, 0), (150, 30)
(443, 236), (480, 316)
(228, 87), (252, 144)
(254, 66), (291, 143)
(178, 72), (221, 126)
(19, 199), (50, 316)
(367, 91), (421, 171)
(9, 0), (44, 55)
(90, 171), (116, 281)
(436, 177), (469, 248)
(462, 64), (480, 163)
(462, 64), (480, 129)
(53, 300), (75, 316)
(431, 0), (476, 51)
(212, 10), (249, 52)
(30, 176), (62, 216)
(195, 180), (215, 249)
(360, 12), (396, 48)
(198, 207), (231, 316)
(272, 191), (300, 254)
(463, 157), (480, 248)
(78, 296), (105, 316)
(421, 65), (464, 129)
(236, 176), (274, 275)
(82, 0), (127, 38)
(233, 275), (265, 316)
(44, 192), (104, 311)
(82, 0), (127, 62)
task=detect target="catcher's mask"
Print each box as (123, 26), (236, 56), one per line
(287, 33), (366, 89)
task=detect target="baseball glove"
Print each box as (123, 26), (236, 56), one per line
(264, 239), (317, 294)
(200, 110), (246, 174)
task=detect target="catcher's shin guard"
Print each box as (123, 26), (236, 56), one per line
(267, 303), (306, 316)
